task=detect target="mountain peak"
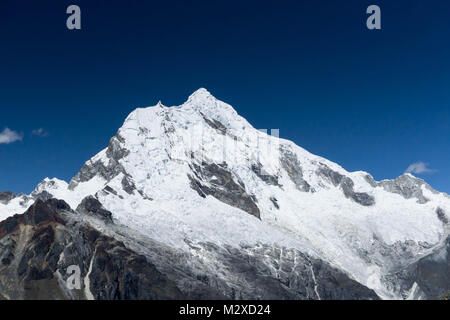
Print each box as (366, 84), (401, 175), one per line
(188, 87), (213, 99)
(182, 88), (243, 126)
(184, 88), (220, 108)
(0, 89), (449, 300)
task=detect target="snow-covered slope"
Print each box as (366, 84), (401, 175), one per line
(1, 88), (449, 299)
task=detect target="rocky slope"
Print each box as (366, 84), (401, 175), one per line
(0, 198), (378, 300)
(0, 88), (449, 299)
(0, 199), (184, 300)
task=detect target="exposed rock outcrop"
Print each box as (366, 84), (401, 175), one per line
(383, 236), (450, 300)
(377, 174), (432, 204)
(76, 196), (113, 223)
(251, 162), (280, 187)
(189, 162), (260, 219)
(0, 192), (16, 205)
(69, 134), (129, 190)
(0, 199), (183, 300)
(436, 208), (449, 225)
(280, 148), (311, 192)
(317, 164), (375, 206)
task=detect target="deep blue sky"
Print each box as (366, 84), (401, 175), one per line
(0, 0), (449, 194)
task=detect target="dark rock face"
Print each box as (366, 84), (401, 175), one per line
(201, 113), (228, 135)
(173, 242), (379, 300)
(121, 176), (135, 194)
(251, 163), (280, 186)
(0, 192), (16, 204)
(365, 173), (441, 205)
(412, 237), (450, 300)
(341, 178), (375, 207)
(103, 186), (118, 196)
(0, 192), (33, 208)
(88, 235), (183, 300)
(31, 190), (53, 201)
(436, 208), (449, 225)
(317, 164), (375, 206)
(377, 174), (431, 204)
(0, 199), (183, 300)
(383, 236), (450, 300)
(121, 175), (141, 196)
(69, 158), (122, 190)
(363, 174), (378, 187)
(0, 200), (65, 237)
(188, 162), (260, 219)
(69, 133), (129, 190)
(318, 165), (345, 187)
(270, 196), (279, 209)
(76, 196), (113, 223)
(279, 148), (311, 192)
(106, 133), (130, 160)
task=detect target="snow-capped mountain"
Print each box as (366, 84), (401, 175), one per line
(0, 88), (449, 300)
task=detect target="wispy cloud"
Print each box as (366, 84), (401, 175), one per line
(31, 128), (49, 137)
(405, 162), (437, 175)
(0, 128), (23, 144)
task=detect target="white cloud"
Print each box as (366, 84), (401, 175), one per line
(31, 128), (49, 137)
(405, 162), (436, 175)
(0, 128), (23, 144)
